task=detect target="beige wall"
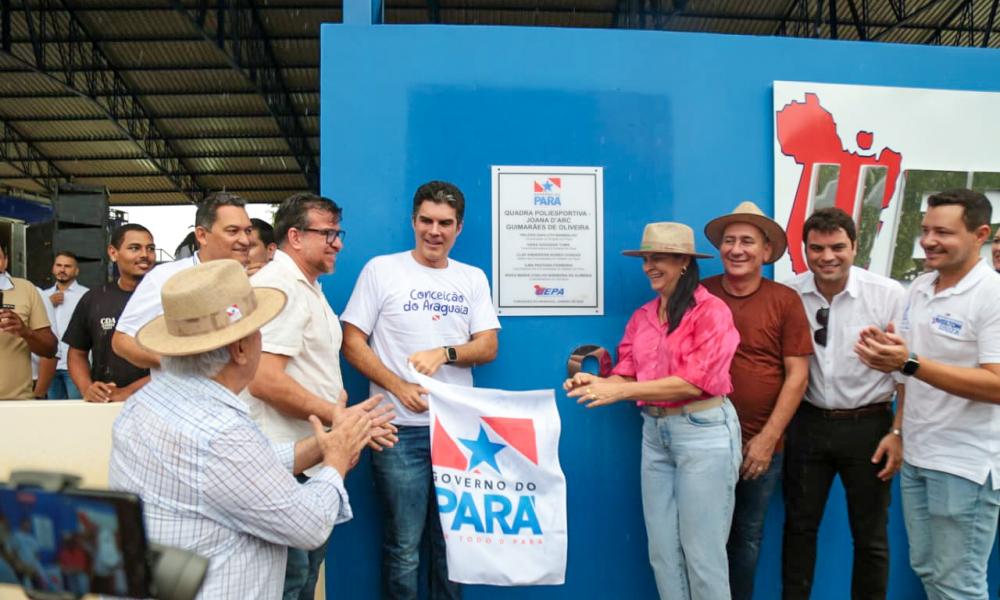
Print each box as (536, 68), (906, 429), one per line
(0, 400), (121, 487)
(0, 400), (326, 600)
(0, 400), (121, 599)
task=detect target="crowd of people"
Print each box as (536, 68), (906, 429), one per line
(0, 183), (998, 600)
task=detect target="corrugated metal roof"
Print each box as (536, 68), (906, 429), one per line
(3, 0), (999, 206)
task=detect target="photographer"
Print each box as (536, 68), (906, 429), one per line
(108, 259), (393, 598)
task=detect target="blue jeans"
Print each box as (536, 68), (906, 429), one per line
(727, 451), (782, 600)
(641, 399), (742, 600)
(901, 462), (1000, 600)
(282, 474), (331, 600)
(47, 369), (81, 399)
(371, 425), (460, 600)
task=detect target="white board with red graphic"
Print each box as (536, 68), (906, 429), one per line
(773, 81), (1000, 283)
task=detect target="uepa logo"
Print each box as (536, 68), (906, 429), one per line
(533, 284), (565, 296)
(432, 416), (542, 535)
(533, 178), (561, 206)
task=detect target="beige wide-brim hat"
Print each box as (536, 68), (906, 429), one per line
(703, 201), (788, 264)
(622, 222), (713, 258)
(137, 259), (287, 357)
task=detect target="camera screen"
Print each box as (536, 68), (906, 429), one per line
(0, 486), (150, 597)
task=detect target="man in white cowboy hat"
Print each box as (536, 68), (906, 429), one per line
(108, 259), (393, 599)
(701, 201), (813, 600)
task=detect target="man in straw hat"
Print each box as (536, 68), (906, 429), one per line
(108, 259), (393, 599)
(701, 201), (813, 600)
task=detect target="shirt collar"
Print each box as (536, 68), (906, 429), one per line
(45, 280), (84, 295)
(272, 249), (321, 290)
(843, 267), (861, 298)
(799, 267), (859, 302)
(0, 272), (12, 291)
(163, 372), (249, 414)
(918, 258), (992, 298)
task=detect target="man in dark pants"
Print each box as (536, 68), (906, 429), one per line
(784, 208), (905, 599)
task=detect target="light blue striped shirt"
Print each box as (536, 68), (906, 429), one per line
(109, 372), (351, 599)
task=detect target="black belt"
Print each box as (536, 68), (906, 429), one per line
(801, 401), (891, 420)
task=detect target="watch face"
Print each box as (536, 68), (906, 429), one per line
(446, 347), (458, 362)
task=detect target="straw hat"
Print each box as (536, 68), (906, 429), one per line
(137, 259), (286, 357)
(703, 201), (788, 264)
(622, 222), (713, 258)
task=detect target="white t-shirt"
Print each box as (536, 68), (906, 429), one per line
(341, 251), (501, 426)
(42, 280), (88, 370)
(786, 266), (904, 410)
(115, 253), (199, 378)
(900, 259), (1000, 489)
(241, 250), (344, 476)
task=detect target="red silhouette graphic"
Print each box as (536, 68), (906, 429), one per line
(482, 417), (538, 464)
(776, 93), (903, 272)
(432, 417), (468, 470)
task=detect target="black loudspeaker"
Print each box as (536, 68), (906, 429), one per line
(26, 184), (111, 289)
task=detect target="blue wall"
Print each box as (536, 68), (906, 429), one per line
(319, 24), (1000, 599)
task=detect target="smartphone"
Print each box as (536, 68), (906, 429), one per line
(0, 485), (152, 598)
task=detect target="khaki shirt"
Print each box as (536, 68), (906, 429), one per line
(1, 275), (52, 399)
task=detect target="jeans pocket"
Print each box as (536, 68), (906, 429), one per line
(686, 406), (726, 427)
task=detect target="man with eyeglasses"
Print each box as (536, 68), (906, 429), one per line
(242, 192), (394, 599)
(701, 201), (812, 600)
(342, 180), (500, 600)
(783, 207), (905, 600)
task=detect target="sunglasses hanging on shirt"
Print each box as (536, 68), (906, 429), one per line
(814, 307), (829, 347)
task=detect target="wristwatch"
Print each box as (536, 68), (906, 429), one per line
(443, 346), (458, 364)
(900, 352), (920, 376)
(889, 427), (902, 437)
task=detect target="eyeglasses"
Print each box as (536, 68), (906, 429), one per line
(814, 307), (829, 347)
(300, 227), (346, 245)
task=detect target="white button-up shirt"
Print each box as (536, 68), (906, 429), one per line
(42, 280), (88, 370)
(241, 250), (344, 477)
(898, 259), (1000, 488)
(115, 253), (199, 378)
(786, 266), (905, 410)
(109, 371), (351, 599)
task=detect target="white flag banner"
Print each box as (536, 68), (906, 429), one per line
(410, 368), (567, 586)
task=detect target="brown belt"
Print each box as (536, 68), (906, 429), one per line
(641, 396), (724, 418)
(801, 401), (892, 420)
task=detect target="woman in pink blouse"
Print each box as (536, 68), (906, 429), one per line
(565, 222), (741, 600)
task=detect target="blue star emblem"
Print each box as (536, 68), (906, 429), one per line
(543, 181), (553, 191)
(459, 425), (507, 473)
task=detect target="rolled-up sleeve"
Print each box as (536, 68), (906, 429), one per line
(610, 311), (641, 378)
(671, 295), (739, 397)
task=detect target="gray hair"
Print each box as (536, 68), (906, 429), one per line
(161, 346), (231, 379)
